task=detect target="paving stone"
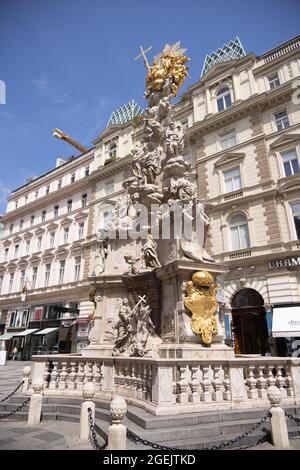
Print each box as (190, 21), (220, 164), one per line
(33, 431), (64, 442)
(0, 438), (16, 446)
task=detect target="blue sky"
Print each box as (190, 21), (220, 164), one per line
(0, 0), (299, 212)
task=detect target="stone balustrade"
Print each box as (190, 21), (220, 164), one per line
(30, 355), (300, 415)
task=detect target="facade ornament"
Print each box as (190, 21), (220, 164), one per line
(184, 271), (218, 345)
(142, 234), (161, 269)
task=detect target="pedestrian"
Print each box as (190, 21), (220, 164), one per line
(12, 346), (18, 360)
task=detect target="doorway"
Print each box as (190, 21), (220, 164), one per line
(231, 288), (269, 355)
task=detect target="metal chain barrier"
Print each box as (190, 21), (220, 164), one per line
(0, 397), (30, 421)
(285, 412), (300, 425)
(204, 412), (271, 450)
(0, 381), (24, 403)
(126, 412), (271, 451)
(87, 407), (108, 451)
(127, 429), (178, 450)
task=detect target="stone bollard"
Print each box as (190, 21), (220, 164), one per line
(267, 385), (290, 448)
(22, 366), (31, 394)
(108, 395), (127, 450)
(27, 380), (43, 426)
(80, 382), (95, 441)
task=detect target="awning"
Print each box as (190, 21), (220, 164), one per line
(0, 333), (14, 341)
(13, 329), (39, 337)
(272, 306), (300, 337)
(33, 328), (58, 336)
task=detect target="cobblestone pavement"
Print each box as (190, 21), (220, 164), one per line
(0, 421), (91, 450)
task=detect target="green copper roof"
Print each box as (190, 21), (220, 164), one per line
(106, 100), (143, 127)
(201, 37), (246, 77)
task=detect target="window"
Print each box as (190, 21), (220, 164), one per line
(71, 174), (75, 184)
(105, 181), (115, 195)
(268, 73), (280, 89)
(291, 201), (300, 239)
(74, 256), (81, 281)
(9, 273), (14, 293)
(20, 219), (24, 230)
(20, 270), (25, 290)
(59, 260), (65, 284)
(217, 87), (232, 112)
(30, 215), (35, 226)
(35, 190), (38, 199)
(63, 227), (69, 244)
(14, 245), (19, 258)
(25, 195), (28, 204)
(78, 222), (84, 240)
(67, 200), (72, 213)
(4, 248), (9, 261)
(282, 149), (299, 177)
(85, 166), (90, 177)
(44, 264), (51, 287)
(9, 224), (13, 234)
(37, 236), (42, 252)
(54, 205), (59, 217)
(58, 179), (62, 189)
(46, 185), (50, 195)
(109, 142), (117, 158)
(275, 110), (290, 131)
(0, 276), (3, 293)
(223, 167), (242, 193)
(41, 210), (46, 222)
(49, 232), (55, 248)
(15, 200), (18, 209)
(32, 267), (38, 289)
(229, 213), (250, 251)
(81, 194), (87, 208)
(9, 311), (17, 327)
(25, 240), (30, 254)
(220, 131), (236, 150)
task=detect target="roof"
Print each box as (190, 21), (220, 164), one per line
(106, 100), (143, 127)
(201, 37), (246, 77)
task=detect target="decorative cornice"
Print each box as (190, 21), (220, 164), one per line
(269, 133), (300, 150)
(214, 152), (246, 169)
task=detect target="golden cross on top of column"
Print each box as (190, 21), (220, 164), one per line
(134, 45), (153, 70)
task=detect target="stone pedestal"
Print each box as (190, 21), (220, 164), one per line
(82, 257), (233, 360)
(156, 259), (234, 359)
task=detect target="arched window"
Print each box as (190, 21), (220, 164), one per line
(229, 213), (250, 250)
(108, 142), (117, 158)
(217, 87), (232, 112)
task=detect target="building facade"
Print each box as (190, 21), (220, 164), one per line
(1, 35), (300, 358)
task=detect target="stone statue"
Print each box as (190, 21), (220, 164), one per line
(142, 234), (161, 269)
(165, 122), (184, 159)
(112, 295), (161, 357)
(112, 299), (133, 356)
(124, 254), (140, 275)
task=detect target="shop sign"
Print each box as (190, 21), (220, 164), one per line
(34, 307), (43, 321)
(268, 257), (300, 269)
(78, 323), (89, 338)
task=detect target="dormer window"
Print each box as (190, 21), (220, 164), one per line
(217, 87), (232, 112)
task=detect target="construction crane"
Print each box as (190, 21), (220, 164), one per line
(52, 128), (88, 154)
